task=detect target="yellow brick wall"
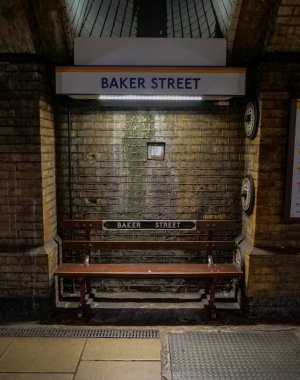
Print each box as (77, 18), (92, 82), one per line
(0, 62), (59, 301)
(243, 62), (300, 249)
(243, 246), (300, 300)
(56, 108), (245, 222)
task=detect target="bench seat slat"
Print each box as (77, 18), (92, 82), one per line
(62, 240), (235, 250)
(54, 263), (243, 278)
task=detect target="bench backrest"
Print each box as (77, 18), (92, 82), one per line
(60, 220), (238, 260)
(61, 220), (237, 230)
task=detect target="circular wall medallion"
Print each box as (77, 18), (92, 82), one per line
(241, 175), (255, 215)
(233, 247), (245, 272)
(244, 100), (259, 140)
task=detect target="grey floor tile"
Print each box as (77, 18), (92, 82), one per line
(82, 338), (161, 360)
(0, 337), (85, 373)
(0, 374), (73, 380)
(75, 361), (161, 380)
(0, 339), (14, 357)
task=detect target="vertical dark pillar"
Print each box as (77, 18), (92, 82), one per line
(0, 57), (58, 315)
(135, 0), (167, 37)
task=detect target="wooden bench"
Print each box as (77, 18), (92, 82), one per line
(54, 219), (243, 318)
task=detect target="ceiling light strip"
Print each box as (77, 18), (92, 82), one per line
(98, 95), (203, 101)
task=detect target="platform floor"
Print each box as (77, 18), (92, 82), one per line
(0, 324), (299, 380)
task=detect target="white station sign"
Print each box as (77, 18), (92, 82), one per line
(56, 66), (246, 97)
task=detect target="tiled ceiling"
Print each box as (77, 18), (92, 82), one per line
(67, 0), (137, 37)
(166, 0), (219, 38)
(65, 0), (223, 38)
(1, 0), (298, 62)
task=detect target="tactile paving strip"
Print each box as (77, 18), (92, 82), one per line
(169, 331), (300, 380)
(0, 327), (159, 339)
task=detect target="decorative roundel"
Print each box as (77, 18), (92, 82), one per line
(241, 175), (255, 215)
(233, 247), (245, 272)
(244, 100), (259, 140)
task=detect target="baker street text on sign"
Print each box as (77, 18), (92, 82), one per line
(103, 220), (196, 230)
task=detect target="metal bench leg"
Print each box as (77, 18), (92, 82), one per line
(206, 278), (217, 319)
(204, 280), (210, 295)
(86, 279), (92, 295)
(78, 276), (87, 318)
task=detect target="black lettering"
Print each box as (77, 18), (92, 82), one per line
(193, 78), (201, 89)
(151, 78), (158, 89)
(101, 77), (109, 88)
(159, 78), (167, 89)
(120, 77), (128, 89)
(129, 77), (137, 89)
(138, 78), (146, 89)
(168, 78), (175, 89)
(110, 78), (119, 88)
(185, 78), (192, 89)
(177, 78), (184, 89)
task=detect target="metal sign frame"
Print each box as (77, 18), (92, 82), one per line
(102, 220), (197, 230)
(285, 99), (300, 222)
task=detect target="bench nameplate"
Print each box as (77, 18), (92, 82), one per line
(103, 220), (196, 230)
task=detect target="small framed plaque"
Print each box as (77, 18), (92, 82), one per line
(147, 142), (165, 160)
